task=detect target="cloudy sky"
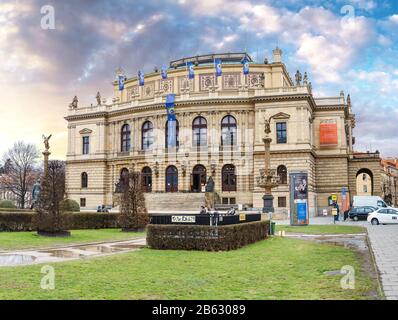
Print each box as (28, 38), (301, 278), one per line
(0, 0), (397, 159)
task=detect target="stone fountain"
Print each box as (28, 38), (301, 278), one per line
(256, 116), (280, 213)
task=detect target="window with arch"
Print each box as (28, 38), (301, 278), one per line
(120, 167), (129, 185)
(121, 124), (131, 152)
(81, 172), (88, 188)
(142, 167), (152, 192)
(277, 165), (287, 184)
(142, 121), (153, 151)
(192, 116), (207, 147)
(222, 164), (236, 191)
(221, 115), (237, 146)
(165, 119), (179, 148)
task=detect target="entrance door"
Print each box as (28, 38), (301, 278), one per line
(191, 165), (206, 192)
(166, 166), (178, 192)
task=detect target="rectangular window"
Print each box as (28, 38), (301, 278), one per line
(82, 136), (90, 154)
(80, 198), (86, 207)
(278, 196), (287, 208)
(276, 122), (287, 144)
(363, 185), (367, 193)
(222, 197), (229, 205)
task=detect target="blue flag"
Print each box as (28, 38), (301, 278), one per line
(166, 94), (176, 147)
(242, 57), (249, 75)
(215, 58), (222, 77)
(138, 70), (144, 86)
(187, 61), (194, 79)
(118, 75), (125, 91)
(161, 66), (168, 79)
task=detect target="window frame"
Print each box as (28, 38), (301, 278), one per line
(192, 116), (207, 147)
(276, 122), (287, 144)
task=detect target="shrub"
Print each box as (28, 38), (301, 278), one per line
(0, 200), (16, 209)
(147, 220), (270, 251)
(60, 199), (80, 212)
(0, 212), (35, 231)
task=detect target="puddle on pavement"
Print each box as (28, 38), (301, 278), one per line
(41, 250), (83, 258)
(0, 254), (36, 266)
(78, 245), (122, 253)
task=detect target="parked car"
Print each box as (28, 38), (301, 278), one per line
(353, 196), (392, 209)
(348, 206), (377, 221)
(367, 208), (398, 225)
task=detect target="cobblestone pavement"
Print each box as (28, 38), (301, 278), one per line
(275, 216), (398, 300)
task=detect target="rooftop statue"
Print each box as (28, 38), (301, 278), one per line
(295, 70), (302, 86)
(96, 92), (101, 105)
(69, 96), (78, 109)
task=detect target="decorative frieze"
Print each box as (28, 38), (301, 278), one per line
(222, 73), (240, 90)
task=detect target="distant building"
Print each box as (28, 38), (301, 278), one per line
(64, 48), (382, 215)
(380, 158), (398, 206)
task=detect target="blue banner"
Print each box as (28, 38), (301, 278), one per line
(166, 94), (176, 147)
(242, 57), (249, 75)
(215, 58), (222, 77)
(138, 70), (144, 86)
(118, 75), (125, 91)
(166, 94), (176, 121)
(161, 66), (168, 79)
(187, 61), (194, 79)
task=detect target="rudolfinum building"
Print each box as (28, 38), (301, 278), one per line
(65, 48), (381, 216)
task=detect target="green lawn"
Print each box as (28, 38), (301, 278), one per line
(276, 224), (366, 235)
(0, 229), (145, 251)
(0, 237), (378, 300)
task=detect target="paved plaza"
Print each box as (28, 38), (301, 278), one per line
(275, 216), (398, 300)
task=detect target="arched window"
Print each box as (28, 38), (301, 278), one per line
(121, 124), (131, 152)
(120, 167), (129, 186)
(165, 120), (179, 148)
(142, 167), (152, 192)
(81, 172), (88, 188)
(165, 165), (178, 192)
(222, 164), (236, 191)
(221, 115), (237, 146)
(277, 165), (287, 184)
(192, 116), (207, 147)
(142, 121), (153, 151)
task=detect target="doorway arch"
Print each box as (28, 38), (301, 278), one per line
(165, 166), (178, 192)
(191, 164), (207, 192)
(356, 168), (374, 196)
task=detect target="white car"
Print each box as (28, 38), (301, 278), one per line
(367, 208), (398, 225)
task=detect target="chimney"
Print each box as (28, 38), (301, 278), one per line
(272, 47), (282, 63)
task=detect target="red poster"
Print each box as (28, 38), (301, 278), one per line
(320, 123), (338, 146)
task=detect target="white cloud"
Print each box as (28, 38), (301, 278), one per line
(389, 14), (398, 23)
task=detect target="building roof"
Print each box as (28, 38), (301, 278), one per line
(169, 52), (253, 69)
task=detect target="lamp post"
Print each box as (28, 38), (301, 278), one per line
(256, 117), (280, 231)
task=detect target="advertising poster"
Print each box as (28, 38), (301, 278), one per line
(320, 121), (338, 146)
(290, 172), (309, 226)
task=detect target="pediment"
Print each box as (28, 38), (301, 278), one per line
(272, 112), (291, 120)
(79, 128), (93, 134)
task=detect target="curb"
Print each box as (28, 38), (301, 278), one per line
(365, 228), (385, 300)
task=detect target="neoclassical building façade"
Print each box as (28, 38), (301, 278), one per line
(65, 48), (381, 215)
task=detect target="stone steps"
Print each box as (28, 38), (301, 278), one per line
(144, 192), (205, 211)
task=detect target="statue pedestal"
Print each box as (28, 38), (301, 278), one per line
(262, 194), (274, 213)
(42, 150), (51, 177)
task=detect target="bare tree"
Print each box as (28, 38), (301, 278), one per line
(34, 160), (69, 236)
(118, 171), (149, 231)
(0, 142), (39, 208)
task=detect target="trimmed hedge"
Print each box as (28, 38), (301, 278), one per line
(0, 200), (17, 209)
(147, 220), (270, 251)
(0, 212), (119, 231)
